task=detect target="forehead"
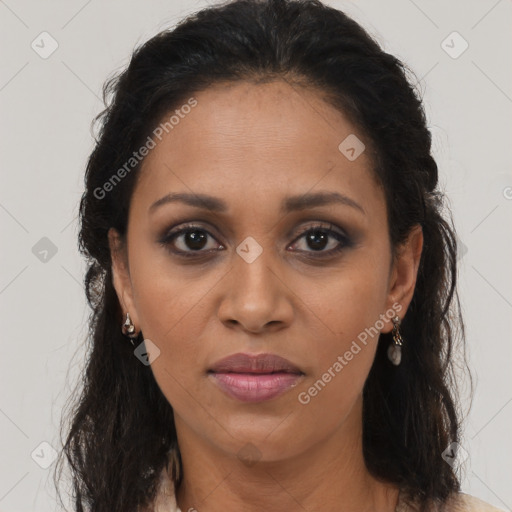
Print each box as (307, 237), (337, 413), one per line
(132, 79), (382, 219)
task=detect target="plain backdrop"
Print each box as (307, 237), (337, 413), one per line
(1, 1), (511, 511)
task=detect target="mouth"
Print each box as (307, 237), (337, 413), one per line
(207, 352), (305, 403)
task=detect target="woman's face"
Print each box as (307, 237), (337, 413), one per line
(109, 79), (422, 463)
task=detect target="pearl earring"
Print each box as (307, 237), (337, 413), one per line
(387, 316), (404, 366)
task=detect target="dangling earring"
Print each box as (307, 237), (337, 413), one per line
(387, 315), (404, 366)
(121, 312), (139, 346)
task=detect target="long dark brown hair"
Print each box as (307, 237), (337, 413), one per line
(54, 1), (472, 510)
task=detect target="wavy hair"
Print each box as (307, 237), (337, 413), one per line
(54, 1), (472, 511)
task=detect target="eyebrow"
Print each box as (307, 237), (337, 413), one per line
(149, 191), (365, 215)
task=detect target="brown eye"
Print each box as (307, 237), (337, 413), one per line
(174, 229), (209, 251)
(159, 224), (224, 257)
(289, 223), (351, 256)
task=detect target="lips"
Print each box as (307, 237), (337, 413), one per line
(208, 352), (303, 375)
(207, 352), (304, 403)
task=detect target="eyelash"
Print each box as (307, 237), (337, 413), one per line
(158, 222), (352, 259)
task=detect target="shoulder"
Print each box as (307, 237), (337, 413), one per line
(151, 464), (181, 512)
(151, 477), (506, 512)
(398, 490), (506, 512)
(447, 492), (506, 512)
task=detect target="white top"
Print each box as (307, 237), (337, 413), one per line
(150, 465), (506, 512)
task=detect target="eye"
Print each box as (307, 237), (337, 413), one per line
(159, 223), (224, 258)
(289, 223), (351, 256)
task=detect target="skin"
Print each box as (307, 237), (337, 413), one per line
(109, 79), (423, 512)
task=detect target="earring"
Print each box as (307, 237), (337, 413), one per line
(387, 315), (404, 366)
(121, 312), (139, 346)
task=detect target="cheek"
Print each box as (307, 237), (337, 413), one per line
(145, 307), (212, 417)
(293, 295), (380, 437)
(129, 248), (217, 343)
(128, 263), (217, 406)
(294, 259), (389, 402)
(304, 257), (389, 347)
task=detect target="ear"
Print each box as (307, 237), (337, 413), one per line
(108, 227), (141, 332)
(381, 224), (423, 333)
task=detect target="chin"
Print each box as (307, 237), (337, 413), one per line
(210, 422), (306, 464)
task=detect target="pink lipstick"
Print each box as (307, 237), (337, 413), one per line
(207, 352), (304, 403)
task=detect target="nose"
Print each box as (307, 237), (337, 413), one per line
(217, 247), (294, 334)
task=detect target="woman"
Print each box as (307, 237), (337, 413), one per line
(54, 0), (505, 511)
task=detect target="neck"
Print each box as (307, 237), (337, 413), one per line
(174, 396), (399, 512)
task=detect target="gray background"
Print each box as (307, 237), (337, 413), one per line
(1, 0), (511, 510)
